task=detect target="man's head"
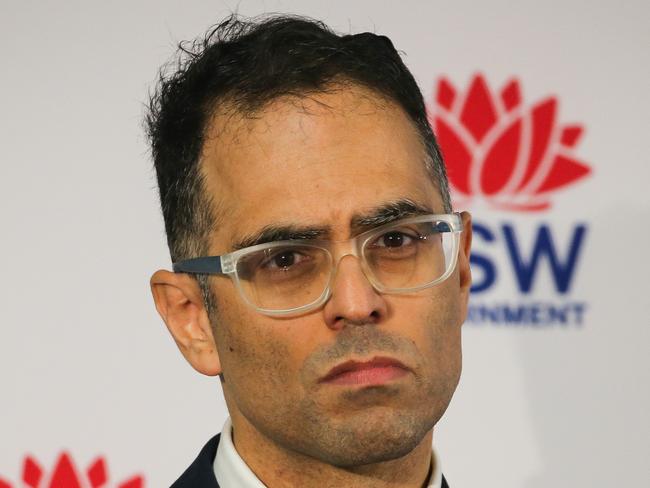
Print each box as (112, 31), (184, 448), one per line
(147, 15), (471, 469)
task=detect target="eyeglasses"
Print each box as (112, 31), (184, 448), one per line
(173, 213), (463, 316)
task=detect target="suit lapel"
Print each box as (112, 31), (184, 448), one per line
(170, 434), (221, 487)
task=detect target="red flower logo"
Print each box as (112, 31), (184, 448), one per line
(429, 74), (592, 211)
(0, 452), (144, 488)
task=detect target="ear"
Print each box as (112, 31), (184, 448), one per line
(457, 211), (473, 321)
(150, 270), (221, 376)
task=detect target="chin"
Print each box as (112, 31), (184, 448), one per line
(306, 408), (435, 467)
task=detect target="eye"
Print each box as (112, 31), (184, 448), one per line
(262, 249), (306, 270)
(373, 231), (416, 248)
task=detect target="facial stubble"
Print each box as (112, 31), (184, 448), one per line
(211, 296), (461, 469)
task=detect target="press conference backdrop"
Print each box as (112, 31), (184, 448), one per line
(1, 1), (648, 486)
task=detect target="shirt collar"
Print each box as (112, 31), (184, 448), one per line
(214, 417), (443, 488)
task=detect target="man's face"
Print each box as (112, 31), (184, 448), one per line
(200, 85), (471, 466)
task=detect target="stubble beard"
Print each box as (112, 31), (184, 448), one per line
(210, 294), (461, 469)
(257, 325), (459, 468)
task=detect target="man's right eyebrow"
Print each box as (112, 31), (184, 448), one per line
(231, 225), (329, 251)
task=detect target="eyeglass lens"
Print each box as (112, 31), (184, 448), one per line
(363, 221), (453, 290)
(236, 245), (333, 311)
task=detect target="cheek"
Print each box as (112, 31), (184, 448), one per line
(389, 284), (463, 376)
(422, 288), (463, 386)
(211, 288), (309, 401)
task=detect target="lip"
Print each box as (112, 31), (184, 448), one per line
(319, 356), (411, 386)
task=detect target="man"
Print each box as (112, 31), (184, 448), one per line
(146, 14), (471, 488)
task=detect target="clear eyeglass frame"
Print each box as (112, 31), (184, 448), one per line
(173, 213), (464, 317)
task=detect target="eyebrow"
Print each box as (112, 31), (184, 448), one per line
(232, 225), (328, 251)
(350, 198), (434, 232)
(230, 198), (434, 251)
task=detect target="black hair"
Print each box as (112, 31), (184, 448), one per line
(145, 14), (451, 270)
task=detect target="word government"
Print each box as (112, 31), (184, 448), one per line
(467, 301), (587, 327)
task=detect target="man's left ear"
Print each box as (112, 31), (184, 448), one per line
(458, 211), (473, 315)
(150, 270), (222, 376)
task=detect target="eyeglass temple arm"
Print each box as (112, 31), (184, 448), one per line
(172, 256), (223, 274)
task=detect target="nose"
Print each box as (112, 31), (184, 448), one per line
(322, 254), (388, 330)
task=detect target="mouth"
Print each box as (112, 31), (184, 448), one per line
(319, 356), (410, 386)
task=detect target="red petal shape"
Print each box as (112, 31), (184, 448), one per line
(436, 78), (456, 110)
(434, 116), (473, 194)
(535, 155), (591, 194)
(87, 458), (108, 487)
(480, 119), (522, 195)
(48, 453), (82, 488)
(560, 125), (583, 147)
(500, 79), (521, 111)
(0, 478), (12, 488)
(516, 98), (557, 191)
(460, 74), (498, 143)
(118, 475), (144, 488)
(23, 456), (42, 488)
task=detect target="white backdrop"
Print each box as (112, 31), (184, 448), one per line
(1, 1), (648, 486)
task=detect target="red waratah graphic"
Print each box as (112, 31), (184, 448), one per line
(429, 74), (592, 211)
(0, 452), (144, 488)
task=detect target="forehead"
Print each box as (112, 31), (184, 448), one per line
(200, 85), (441, 251)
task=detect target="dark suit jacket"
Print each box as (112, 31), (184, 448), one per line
(171, 434), (449, 487)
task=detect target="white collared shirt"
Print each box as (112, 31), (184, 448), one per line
(214, 417), (443, 487)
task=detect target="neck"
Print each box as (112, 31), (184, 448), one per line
(229, 410), (435, 488)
